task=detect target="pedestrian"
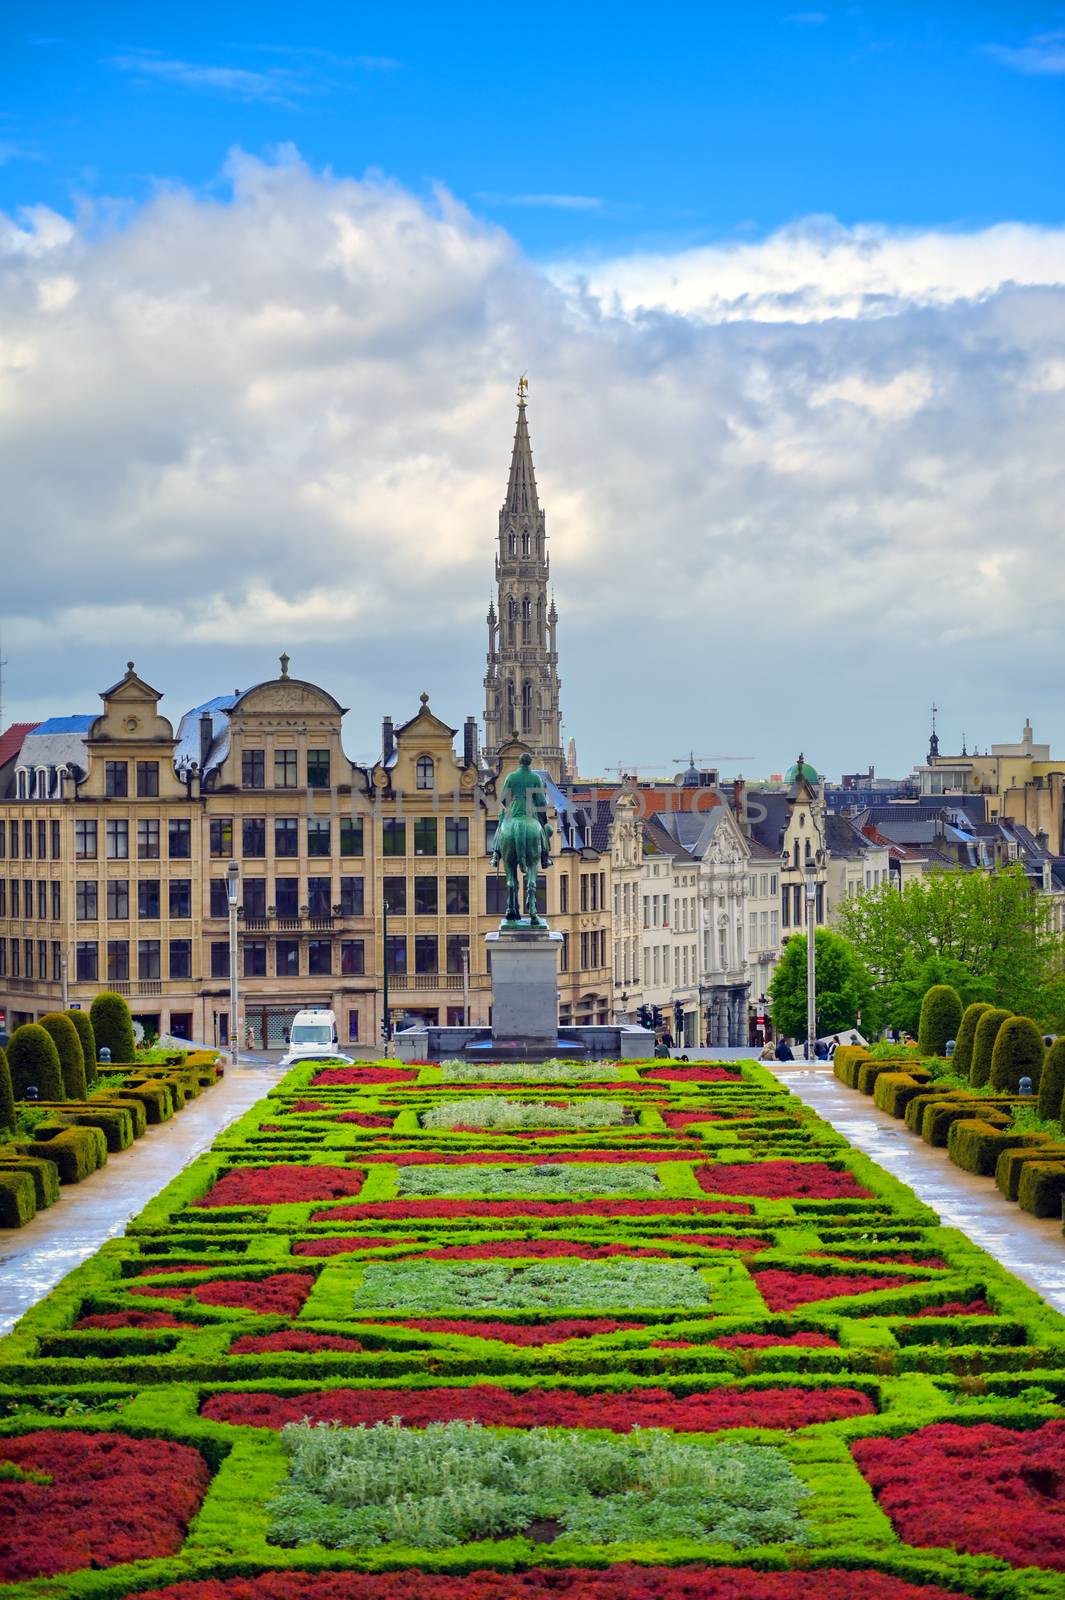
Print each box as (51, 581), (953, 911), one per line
(814, 1038), (829, 1060)
(775, 1039), (794, 1062)
(828, 1035), (840, 1058)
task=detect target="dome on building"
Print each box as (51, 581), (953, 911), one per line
(785, 753), (820, 785)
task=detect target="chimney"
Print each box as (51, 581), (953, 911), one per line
(732, 777), (748, 835)
(463, 716), (479, 770)
(199, 712), (213, 772)
(382, 716), (394, 765)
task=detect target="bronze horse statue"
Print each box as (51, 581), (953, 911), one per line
(492, 753), (552, 925)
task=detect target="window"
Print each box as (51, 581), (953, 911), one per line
(37, 820), (46, 859)
(50, 820), (60, 860)
(105, 761), (128, 798)
(276, 939), (299, 976)
(210, 942), (229, 978)
(51, 941), (61, 981)
(11, 880), (19, 918)
(37, 880), (47, 919)
(209, 878), (228, 918)
(414, 876), (438, 915)
(385, 934), (407, 974)
(106, 820), (128, 860)
(275, 817), (298, 857)
(770, 910), (779, 943)
(9, 937), (17, 977)
(210, 818), (233, 858)
(760, 909), (768, 947)
(275, 878), (298, 917)
(486, 876), (508, 916)
(413, 817), (437, 856)
(415, 934), (438, 973)
(107, 879), (129, 919)
(138, 819), (160, 860)
(383, 819), (406, 857)
(51, 880), (61, 919)
(169, 879), (191, 918)
(243, 940), (267, 977)
(445, 875), (469, 914)
(168, 818), (191, 858)
(169, 939), (192, 979)
(0, 822), (5, 855)
(243, 817), (266, 857)
(340, 817), (363, 857)
(749, 911), (757, 950)
(307, 876), (331, 917)
(243, 877), (267, 918)
(136, 761), (159, 797)
(307, 749), (330, 789)
(770, 873), (777, 894)
(75, 819), (97, 860)
(107, 939), (129, 982)
(0, 939), (5, 976)
(0, 882), (5, 916)
(781, 889), (790, 929)
(445, 818), (469, 856)
(339, 876), (364, 916)
(76, 940), (98, 981)
(139, 879), (161, 919)
(485, 819), (498, 855)
(341, 939), (365, 975)
(12, 823), (20, 858)
(275, 749), (298, 788)
(308, 939), (332, 976)
(581, 875), (589, 913)
(383, 876), (407, 915)
(242, 749), (265, 789)
(138, 939), (160, 980)
(307, 819), (331, 857)
(446, 933), (469, 975)
(76, 880), (98, 920)
(560, 875), (569, 914)
(415, 754), (434, 790)
(347, 1010), (360, 1043)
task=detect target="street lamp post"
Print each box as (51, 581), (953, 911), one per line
(803, 850), (824, 1062)
(226, 860), (240, 1067)
(60, 947), (69, 1012)
(381, 888), (391, 1056)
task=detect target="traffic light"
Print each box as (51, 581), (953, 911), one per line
(636, 1005), (652, 1030)
(673, 1001), (684, 1031)
(651, 1005), (663, 1030)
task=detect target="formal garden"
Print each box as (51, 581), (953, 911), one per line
(1, 1048), (1064, 1598)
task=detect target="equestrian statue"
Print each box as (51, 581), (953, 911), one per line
(492, 752), (553, 926)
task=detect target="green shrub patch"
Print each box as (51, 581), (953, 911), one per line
(349, 1259), (713, 1312)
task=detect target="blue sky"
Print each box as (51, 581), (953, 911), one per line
(4, 2), (1064, 256)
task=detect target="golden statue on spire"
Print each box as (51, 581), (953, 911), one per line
(517, 374), (529, 404)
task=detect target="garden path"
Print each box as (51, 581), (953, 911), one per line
(770, 1061), (1065, 1314)
(0, 1061), (282, 1334)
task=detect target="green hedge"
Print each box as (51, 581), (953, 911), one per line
(995, 1141), (1065, 1201)
(969, 1006), (1012, 1088)
(872, 1071), (934, 1117)
(0, 1168), (36, 1226)
(1017, 1160), (1065, 1219)
(19, 1122), (107, 1182)
(917, 984), (962, 1057)
(39, 1011), (88, 1099)
(65, 1007), (98, 1085)
(989, 1015), (1045, 1094)
(1038, 1036), (1065, 1123)
(0, 1045), (14, 1134)
(8, 1022), (65, 1101)
(0, 1149), (60, 1207)
(952, 1001), (992, 1081)
(89, 990), (136, 1064)
(947, 1116), (1039, 1177)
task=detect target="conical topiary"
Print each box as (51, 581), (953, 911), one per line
(65, 1009), (97, 1086)
(1037, 1037), (1065, 1124)
(989, 1016), (1044, 1094)
(917, 984), (963, 1058)
(0, 1046), (15, 1134)
(39, 1012), (87, 1100)
(969, 1007), (1012, 1089)
(89, 991), (136, 1065)
(953, 1001), (993, 1080)
(7, 1024), (65, 1101)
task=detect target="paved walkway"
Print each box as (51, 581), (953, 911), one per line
(0, 1061), (282, 1335)
(769, 1062), (1065, 1315)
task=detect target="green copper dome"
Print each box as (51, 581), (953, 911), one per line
(786, 755), (820, 784)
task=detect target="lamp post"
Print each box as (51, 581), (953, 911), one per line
(381, 886), (391, 1056)
(60, 947), (69, 1012)
(804, 850), (824, 1062)
(226, 859), (240, 1066)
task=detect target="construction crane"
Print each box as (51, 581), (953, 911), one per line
(672, 753), (754, 767)
(603, 762), (671, 780)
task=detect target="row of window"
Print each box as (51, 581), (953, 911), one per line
(103, 760), (161, 798)
(780, 884), (825, 929)
(748, 908), (781, 952)
(747, 872), (780, 899)
(1, 880), (63, 920)
(210, 816), (366, 859)
(210, 877), (364, 919)
(579, 929), (608, 970)
(0, 820), (62, 861)
(240, 749), (332, 790)
(74, 879), (196, 921)
(74, 818), (191, 860)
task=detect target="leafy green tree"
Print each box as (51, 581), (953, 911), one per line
(917, 984), (963, 1057)
(39, 1012), (87, 1099)
(882, 956), (993, 1038)
(769, 929), (879, 1040)
(89, 992), (135, 1064)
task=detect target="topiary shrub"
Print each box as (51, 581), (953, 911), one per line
(19, 1122), (106, 1182)
(65, 1009), (97, 1086)
(917, 984), (963, 1057)
(89, 991), (136, 1065)
(947, 1117), (1037, 1176)
(1037, 1037), (1065, 1124)
(953, 1002), (993, 1081)
(7, 1024), (66, 1102)
(969, 1007), (1012, 1088)
(0, 1046), (15, 1134)
(1017, 1159), (1065, 1219)
(0, 1170), (36, 1227)
(989, 1016), (1045, 1094)
(38, 1012), (87, 1100)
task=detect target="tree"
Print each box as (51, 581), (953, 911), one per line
(769, 929), (879, 1040)
(989, 1016), (1045, 1094)
(953, 1002), (993, 1081)
(7, 1024), (65, 1101)
(0, 1047), (15, 1134)
(882, 956), (993, 1039)
(1037, 1038), (1065, 1123)
(65, 1009), (97, 1086)
(970, 1007), (1013, 1088)
(89, 992), (136, 1064)
(39, 1012), (87, 1099)
(917, 985), (963, 1057)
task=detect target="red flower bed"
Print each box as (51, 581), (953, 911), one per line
(285, 1100), (328, 1113)
(813, 1253), (948, 1270)
(644, 1067), (740, 1082)
(335, 1111), (394, 1126)
(665, 1234), (769, 1251)
(0, 1430), (210, 1581)
(293, 1237), (417, 1256)
(661, 1110), (729, 1130)
(230, 1331), (366, 1354)
(713, 1331), (840, 1349)
(409, 1241), (679, 1261)
(315, 1198), (752, 1222)
(311, 1067), (416, 1085)
(195, 1165), (364, 1208)
(697, 1161), (872, 1199)
(73, 1311), (194, 1330)
(754, 1269), (922, 1311)
(133, 1272), (313, 1317)
(360, 1318), (645, 1345)
(202, 1382), (873, 1432)
(359, 1149), (698, 1166)
(911, 1298), (993, 1317)
(853, 1420), (1065, 1570)
(134, 1261), (226, 1277)
(113, 1568), (982, 1600)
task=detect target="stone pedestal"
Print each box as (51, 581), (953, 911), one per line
(486, 926), (563, 1046)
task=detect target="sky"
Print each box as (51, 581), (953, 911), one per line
(2, 2), (1064, 778)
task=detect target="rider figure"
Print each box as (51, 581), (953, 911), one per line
(493, 753), (553, 870)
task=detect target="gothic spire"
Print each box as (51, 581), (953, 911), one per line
(504, 378), (540, 520)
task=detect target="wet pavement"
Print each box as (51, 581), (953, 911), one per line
(769, 1062), (1065, 1315)
(0, 1060), (282, 1335)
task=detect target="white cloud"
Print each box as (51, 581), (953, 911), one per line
(107, 52), (307, 104)
(2, 150), (1065, 772)
(985, 29), (1065, 76)
(480, 193), (605, 211)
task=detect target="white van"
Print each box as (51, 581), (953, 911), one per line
(282, 1007), (341, 1063)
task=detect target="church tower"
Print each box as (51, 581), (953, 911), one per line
(483, 380), (563, 781)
